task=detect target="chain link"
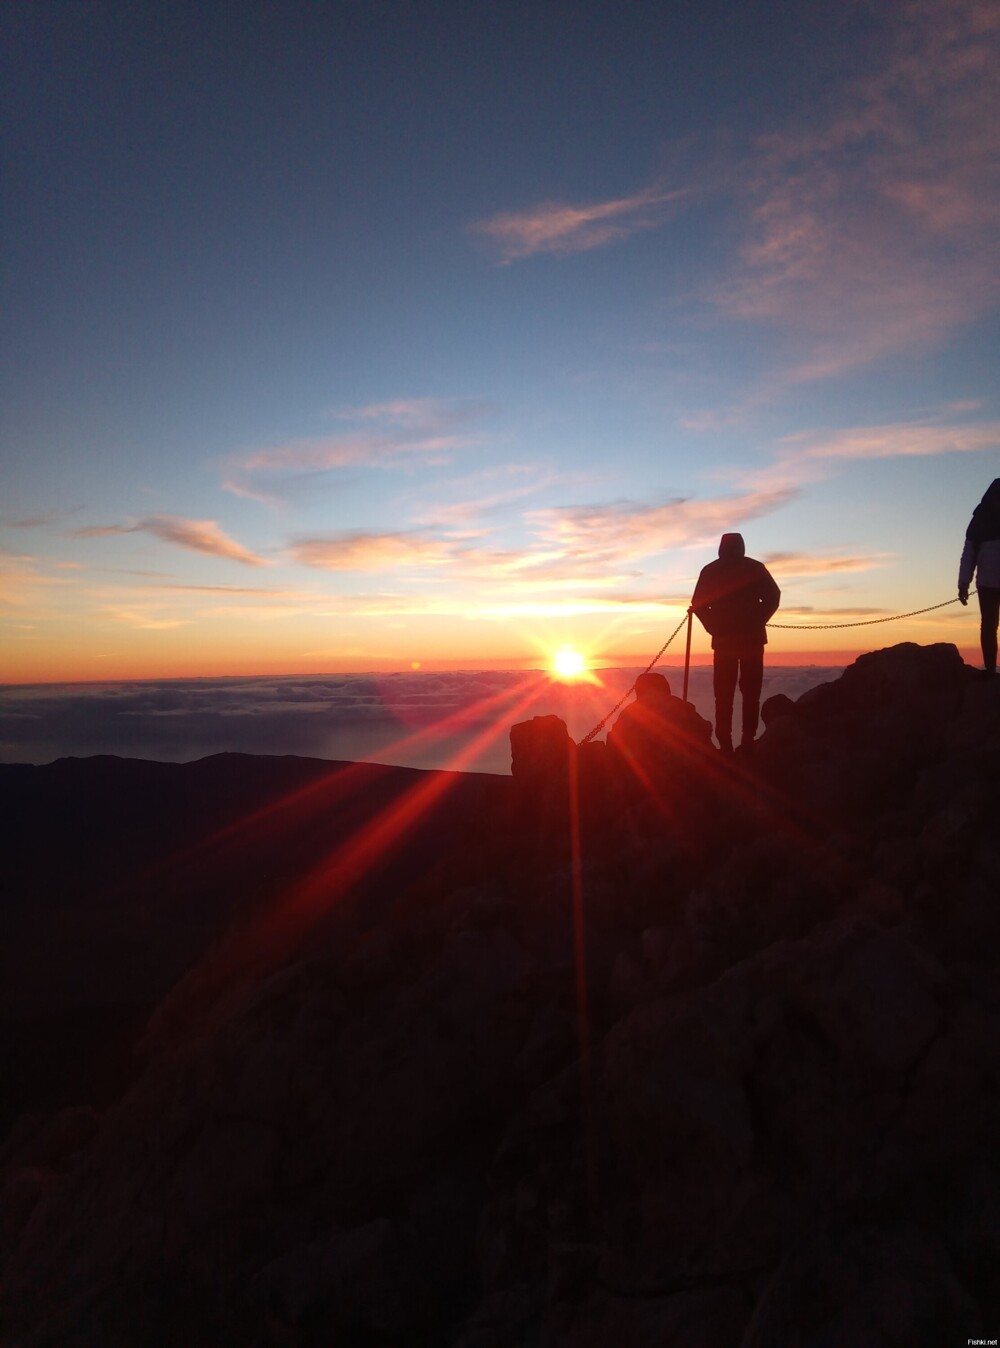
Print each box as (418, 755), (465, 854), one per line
(767, 594), (967, 631)
(578, 613), (688, 745)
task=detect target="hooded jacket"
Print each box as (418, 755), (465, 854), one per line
(959, 479), (1000, 591)
(692, 533), (781, 652)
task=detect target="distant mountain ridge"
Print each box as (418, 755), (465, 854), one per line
(1, 643), (997, 1346)
(0, 664), (845, 772)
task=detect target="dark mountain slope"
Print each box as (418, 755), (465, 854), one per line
(1, 644), (998, 1347)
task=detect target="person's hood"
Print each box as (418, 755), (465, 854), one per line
(718, 532), (745, 560)
(969, 479), (1000, 543)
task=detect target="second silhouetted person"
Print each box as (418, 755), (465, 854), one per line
(692, 533), (781, 755)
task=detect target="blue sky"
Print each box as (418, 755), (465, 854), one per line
(2, 0), (998, 681)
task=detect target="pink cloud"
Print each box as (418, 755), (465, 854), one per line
(291, 532), (454, 572)
(762, 551), (893, 579)
(783, 419), (1000, 463)
(412, 464), (580, 533)
(74, 515), (266, 566)
(0, 552), (78, 611)
(713, 0), (1000, 376)
(225, 400), (487, 500)
(101, 609), (190, 631)
(341, 398), (471, 426)
(238, 433), (467, 474)
(470, 186), (688, 262)
(288, 487), (795, 590)
(527, 488), (796, 563)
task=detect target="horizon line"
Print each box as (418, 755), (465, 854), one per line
(4, 647), (977, 690)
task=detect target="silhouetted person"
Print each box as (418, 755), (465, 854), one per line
(692, 533), (781, 754)
(606, 671), (711, 787)
(959, 478), (1000, 676)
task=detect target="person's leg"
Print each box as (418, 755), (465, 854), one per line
(738, 647), (765, 744)
(978, 586), (1000, 673)
(714, 652), (738, 752)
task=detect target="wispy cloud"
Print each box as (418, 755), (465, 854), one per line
(101, 608), (190, 631)
(780, 419), (1000, 463)
(290, 484), (798, 592)
(723, 411), (1000, 497)
(342, 399), (469, 426)
(476, 2), (998, 390)
(0, 508), (83, 530)
(762, 551), (893, 579)
(74, 515), (266, 566)
(411, 464), (591, 536)
(0, 551), (78, 612)
(713, 0), (1000, 379)
(0, 553), (41, 611)
(290, 532), (455, 572)
(470, 186), (689, 263)
(774, 604), (892, 619)
(153, 582), (296, 596)
(225, 399), (488, 503)
(527, 488), (796, 566)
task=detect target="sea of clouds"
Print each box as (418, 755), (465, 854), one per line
(0, 665), (845, 775)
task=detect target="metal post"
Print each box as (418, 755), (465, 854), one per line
(682, 608), (693, 702)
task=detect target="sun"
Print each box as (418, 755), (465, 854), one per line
(551, 646), (588, 681)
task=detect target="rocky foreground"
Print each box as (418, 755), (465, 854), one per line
(1, 642), (998, 1346)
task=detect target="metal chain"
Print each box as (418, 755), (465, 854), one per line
(578, 613), (688, 745)
(766, 593), (969, 631)
(579, 592), (970, 744)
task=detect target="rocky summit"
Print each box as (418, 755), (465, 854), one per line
(1, 642), (998, 1347)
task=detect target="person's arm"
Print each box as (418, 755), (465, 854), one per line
(958, 537), (977, 604)
(759, 566), (781, 623)
(691, 569), (715, 632)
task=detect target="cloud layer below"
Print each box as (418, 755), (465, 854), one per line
(0, 667), (846, 774)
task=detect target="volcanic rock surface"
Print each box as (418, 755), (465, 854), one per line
(1, 643), (998, 1346)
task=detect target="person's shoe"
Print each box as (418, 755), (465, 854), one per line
(717, 733), (734, 756)
(737, 737), (756, 758)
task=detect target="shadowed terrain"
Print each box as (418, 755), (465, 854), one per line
(1, 643), (998, 1346)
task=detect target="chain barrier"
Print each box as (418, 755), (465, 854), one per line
(578, 592), (970, 744)
(578, 612), (688, 744)
(767, 593), (968, 631)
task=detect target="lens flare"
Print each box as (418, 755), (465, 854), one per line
(552, 646), (587, 680)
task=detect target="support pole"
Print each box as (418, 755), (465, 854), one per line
(682, 608), (693, 702)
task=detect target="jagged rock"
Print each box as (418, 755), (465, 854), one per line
(756, 641), (976, 820)
(742, 1225), (982, 1346)
(760, 691), (794, 726)
(510, 714), (576, 786)
(790, 926), (944, 1075)
(551, 1284), (751, 1348)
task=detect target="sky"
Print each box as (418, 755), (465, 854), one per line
(2, 0), (999, 685)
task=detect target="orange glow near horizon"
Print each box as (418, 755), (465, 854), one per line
(1, 640), (986, 686)
(0, 591), (982, 685)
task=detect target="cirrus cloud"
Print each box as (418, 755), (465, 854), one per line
(291, 532), (455, 572)
(224, 399), (489, 505)
(470, 186), (690, 263)
(527, 488), (797, 564)
(713, 0), (1000, 380)
(781, 419), (1000, 463)
(474, 0), (999, 389)
(762, 551), (893, 579)
(73, 515), (266, 566)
